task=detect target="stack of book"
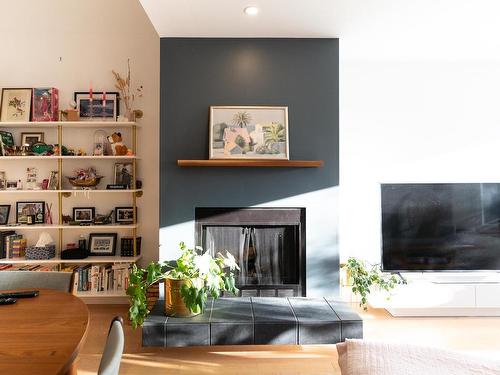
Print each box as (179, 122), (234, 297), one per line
(0, 263), (58, 271)
(63, 263), (132, 294)
(0, 230), (16, 258)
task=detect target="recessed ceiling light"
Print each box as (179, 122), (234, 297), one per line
(244, 6), (259, 16)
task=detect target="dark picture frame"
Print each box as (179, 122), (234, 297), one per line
(113, 162), (133, 188)
(0, 205), (10, 225)
(21, 132), (44, 147)
(88, 233), (117, 256)
(16, 201), (45, 224)
(115, 207), (136, 224)
(73, 207), (95, 223)
(0, 88), (32, 122)
(0, 131), (15, 156)
(74, 91), (120, 121)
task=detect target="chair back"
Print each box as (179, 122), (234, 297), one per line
(0, 271), (73, 292)
(98, 316), (124, 375)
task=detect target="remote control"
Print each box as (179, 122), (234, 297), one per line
(0, 298), (16, 305)
(0, 290), (39, 299)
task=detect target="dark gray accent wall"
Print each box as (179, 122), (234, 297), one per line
(160, 38), (339, 296)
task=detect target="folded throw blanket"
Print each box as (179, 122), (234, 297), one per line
(337, 339), (500, 375)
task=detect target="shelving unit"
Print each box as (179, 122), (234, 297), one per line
(0, 121), (142, 302)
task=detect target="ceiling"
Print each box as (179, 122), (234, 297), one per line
(139, 0), (500, 61)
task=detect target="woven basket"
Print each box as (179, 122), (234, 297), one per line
(66, 176), (103, 188)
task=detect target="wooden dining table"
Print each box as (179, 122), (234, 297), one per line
(0, 288), (89, 375)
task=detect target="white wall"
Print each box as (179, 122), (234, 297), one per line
(339, 1), (500, 263)
(0, 0), (160, 264)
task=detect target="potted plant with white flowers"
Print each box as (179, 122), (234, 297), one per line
(127, 242), (239, 328)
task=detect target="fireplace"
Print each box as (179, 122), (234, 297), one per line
(195, 207), (306, 297)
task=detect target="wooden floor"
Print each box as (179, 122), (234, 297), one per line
(76, 304), (500, 374)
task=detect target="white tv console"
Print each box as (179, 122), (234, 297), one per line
(385, 273), (500, 317)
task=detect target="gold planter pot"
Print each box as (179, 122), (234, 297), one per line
(164, 277), (203, 317)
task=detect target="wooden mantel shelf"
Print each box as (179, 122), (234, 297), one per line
(177, 159), (324, 168)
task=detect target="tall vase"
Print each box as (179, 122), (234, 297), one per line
(125, 108), (136, 122)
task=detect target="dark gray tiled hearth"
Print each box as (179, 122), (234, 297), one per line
(143, 297), (363, 347)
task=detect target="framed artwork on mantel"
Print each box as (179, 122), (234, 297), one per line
(209, 106), (289, 160)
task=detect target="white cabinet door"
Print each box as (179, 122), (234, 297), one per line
(476, 284), (500, 307)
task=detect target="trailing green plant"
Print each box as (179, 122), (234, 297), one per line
(127, 242), (239, 328)
(342, 257), (406, 310)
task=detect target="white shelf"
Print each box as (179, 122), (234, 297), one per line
(0, 255), (141, 264)
(0, 224), (138, 230)
(75, 290), (128, 298)
(0, 121), (139, 128)
(0, 155), (139, 160)
(0, 189), (142, 194)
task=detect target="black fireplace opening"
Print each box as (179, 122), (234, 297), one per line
(195, 207), (306, 297)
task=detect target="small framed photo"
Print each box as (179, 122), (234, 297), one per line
(89, 233), (117, 256)
(209, 106), (289, 160)
(74, 92), (119, 121)
(114, 163), (133, 188)
(0, 88), (32, 122)
(115, 207), (137, 224)
(16, 201), (45, 224)
(73, 207), (95, 223)
(21, 132), (44, 147)
(48, 171), (59, 190)
(0, 171), (6, 190)
(6, 180), (18, 190)
(0, 131), (15, 156)
(0, 205), (10, 225)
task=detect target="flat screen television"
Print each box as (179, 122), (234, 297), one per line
(381, 183), (500, 271)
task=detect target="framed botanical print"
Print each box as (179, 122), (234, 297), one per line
(209, 106), (289, 160)
(0, 88), (32, 122)
(89, 233), (117, 256)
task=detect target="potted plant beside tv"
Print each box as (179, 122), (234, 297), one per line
(342, 257), (406, 311)
(127, 242), (239, 328)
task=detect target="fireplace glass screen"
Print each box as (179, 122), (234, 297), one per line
(196, 208), (305, 296)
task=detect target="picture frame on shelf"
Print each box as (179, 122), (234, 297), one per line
(113, 162), (133, 188)
(0, 131), (15, 156)
(88, 233), (117, 256)
(0, 205), (10, 225)
(209, 105), (289, 160)
(73, 207), (96, 223)
(0, 171), (6, 190)
(32, 87), (59, 122)
(0, 88), (32, 122)
(74, 91), (120, 121)
(21, 132), (44, 147)
(48, 171), (58, 190)
(16, 201), (45, 224)
(6, 180), (18, 190)
(115, 207), (136, 224)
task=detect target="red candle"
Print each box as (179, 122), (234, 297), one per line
(102, 91), (106, 107)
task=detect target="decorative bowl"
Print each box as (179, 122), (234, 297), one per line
(66, 176), (103, 188)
